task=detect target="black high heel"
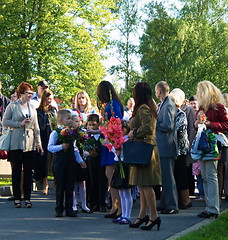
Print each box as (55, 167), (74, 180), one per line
(129, 215), (149, 228)
(104, 209), (118, 218)
(140, 216), (161, 231)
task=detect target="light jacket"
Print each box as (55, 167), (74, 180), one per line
(2, 100), (41, 151)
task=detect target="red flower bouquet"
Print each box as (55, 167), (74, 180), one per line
(100, 116), (126, 178)
(56, 127), (78, 143)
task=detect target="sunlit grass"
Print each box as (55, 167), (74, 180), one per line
(177, 210), (228, 240)
(0, 178), (12, 187)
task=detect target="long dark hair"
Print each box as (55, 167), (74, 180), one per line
(132, 82), (158, 118)
(38, 89), (53, 112)
(97, 81), (123, 114)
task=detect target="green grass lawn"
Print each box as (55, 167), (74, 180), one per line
(177, 210), (228, 240)
(0, 175), (54, 187)
(0, 178), (12, 187)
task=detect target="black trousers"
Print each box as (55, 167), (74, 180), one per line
(174, 155), (189, 191)
(87, 156), (107, 208)
(10, 150), (34, 201)
(53, 155), (75, 214)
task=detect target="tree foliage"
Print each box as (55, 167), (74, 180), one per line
(108, 0), (141, 93)
(0, 0), (116, 104)
(140, 0), (227, 98)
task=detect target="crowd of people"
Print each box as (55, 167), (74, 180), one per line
(0, 79), (228, 230)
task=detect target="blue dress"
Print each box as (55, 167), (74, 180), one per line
(100, 100), (123, 166)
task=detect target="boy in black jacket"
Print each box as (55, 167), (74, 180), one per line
(86, 114), (108, 212)
(48, 109), (77, 217)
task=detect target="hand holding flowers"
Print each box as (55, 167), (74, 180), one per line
(100, 116), (126, 178)
(195, 111), (210, 128)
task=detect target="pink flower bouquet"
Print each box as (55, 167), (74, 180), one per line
(100, 116), (126, 178)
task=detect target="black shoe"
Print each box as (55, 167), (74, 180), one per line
(66, 211), (77, 217)
(55, 212), (63, 217)
(104, 209), (118, 218)
(161, 209), (178, 214)
(14, 201), (21, 208)
(179, 201), (192, 209)
(129, 215), (149, 228)
(197, 211), (218, 218)
(140, 216), (161, 231)
(25, 201), (32, 208)
(82, 208), (93, 213)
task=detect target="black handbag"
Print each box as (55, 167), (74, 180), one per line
(123, 139), (154, 167)
(111, 163), (131, 189)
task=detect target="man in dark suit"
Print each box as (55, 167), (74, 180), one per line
(155, 81), (179, 214)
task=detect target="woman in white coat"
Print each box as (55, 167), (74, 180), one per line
(3, 82), (43, 208)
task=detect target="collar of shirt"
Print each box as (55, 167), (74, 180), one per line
(31, 92), (39, 101)
(91, 134), (100, 140)
(157, 97), (167, 113)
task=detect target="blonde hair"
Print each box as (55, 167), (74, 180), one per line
(169, 88), (185, 108)
(74, 91), (92, 114)
(196, 81), (225, 111)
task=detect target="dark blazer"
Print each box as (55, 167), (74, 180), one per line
(156, 96), (178, 158)
(0, 93), (10, 132)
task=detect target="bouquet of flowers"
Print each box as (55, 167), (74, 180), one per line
(83, 137), (100, 152)
(56, 127), (78, 143)
(75, 128), (89, 149)
(100, 116), (126, 178)
(198, 111), (207, 123)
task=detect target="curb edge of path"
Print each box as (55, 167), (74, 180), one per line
(166, 208), (228, 239)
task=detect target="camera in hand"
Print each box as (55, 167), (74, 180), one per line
(25, 114), (30, 118)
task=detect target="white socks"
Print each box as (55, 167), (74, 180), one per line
(73, 181), (90, 211)
(119, 189), (133, 219)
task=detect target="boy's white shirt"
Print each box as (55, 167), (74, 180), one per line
(90, 133), (100, 141)
(47, 127), (83, 163)
(73, 140), (83, 163)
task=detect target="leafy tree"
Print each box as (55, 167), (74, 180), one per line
(0, 0), (116, 104)
(108, 0), (141, 93)
(140, 0), (227, 98)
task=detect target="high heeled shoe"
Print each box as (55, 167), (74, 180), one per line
(129, 215), (149, 228)
(140, 216), (161, 231)
(104, 209), (118, 218)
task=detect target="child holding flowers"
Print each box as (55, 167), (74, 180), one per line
(111, 121), (133, 224)
(48, 110), (78, 217)
(85, 113), (107, 212)
(71, 114), (92, 213)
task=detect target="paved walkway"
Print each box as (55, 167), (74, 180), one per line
(0, 188), (227, 240)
